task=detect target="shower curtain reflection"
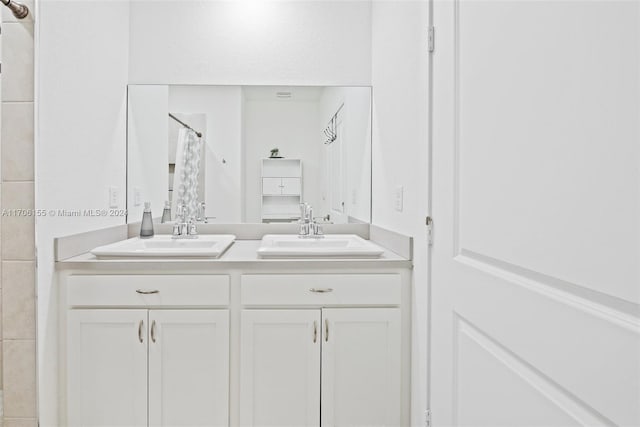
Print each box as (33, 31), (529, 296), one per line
(172, 128), (203, 221)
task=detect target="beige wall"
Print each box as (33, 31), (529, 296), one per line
(1, 0), (37, 425)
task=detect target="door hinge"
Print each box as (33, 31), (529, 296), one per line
(425, 409), (432, 427)
(426, 216), (433, 245)
(428, 26), (435, 53)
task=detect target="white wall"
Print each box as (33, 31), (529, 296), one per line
(128, 0), (372, 86)
(371, 1), (430, 425)
(169, 85), (243, 222)
(36, 1), (131, 425)
(243, 97), (321, 222)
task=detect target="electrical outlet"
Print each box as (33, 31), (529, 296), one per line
(395, 186), (403, 212)
(109, 186), (119, 208)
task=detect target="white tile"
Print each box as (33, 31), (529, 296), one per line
(3, 419), (38, 427)
(2, 339), (37, 418)
(2, 261), (36, 340)
(1, 182), (35, 260)
(1, 102), (34, 181)
(1, 22), (34, 102)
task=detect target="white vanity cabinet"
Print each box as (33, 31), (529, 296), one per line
(64, 275), (230, 427)
(67, 309), (148, 427)
(59, 267), (411, 427)
(321, 308), (401, 426)
(148, 310), (229, 427)
(239, 274), (402, 427)
(240, 310), (321, 426)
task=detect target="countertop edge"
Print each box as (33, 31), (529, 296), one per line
(56, 258), (413, 271)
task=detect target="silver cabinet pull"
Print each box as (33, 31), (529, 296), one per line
(138, 320), (144, 343)
(151, 320), (157, 343)
(310, 288), (333, 293)
(325, 319), (329, 342)
(136, 289), (159, 295)
(313, 321), (318, 343)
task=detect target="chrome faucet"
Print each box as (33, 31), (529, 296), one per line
(172, 204), (198, 239)
(196, 201), (208, 224)
(298, 203), (324, 238)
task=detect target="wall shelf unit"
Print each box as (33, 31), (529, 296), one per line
(261, 158), (302, 223)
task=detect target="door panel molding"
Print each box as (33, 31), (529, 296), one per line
(457, 249), (640, 328)
(453, 314), (615, 426)
(450, 276), (640, 426)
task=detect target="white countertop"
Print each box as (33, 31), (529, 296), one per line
(57, 240), (412, 271)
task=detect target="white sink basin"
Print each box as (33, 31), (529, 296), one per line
(257, 234), (384, 258)
(91, 235), (236, 258)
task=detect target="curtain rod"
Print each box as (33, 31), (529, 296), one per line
(169, 113), (203, 138)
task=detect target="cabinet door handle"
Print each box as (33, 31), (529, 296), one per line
(151, 320), (157, 343)
(325, 319), (329, 342)
(138, 320), (144, 343)
(310, 288), (333, 293)
(313, 321), (318, 343)
(136, 289), (159, 295)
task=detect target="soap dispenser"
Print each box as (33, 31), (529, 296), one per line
(161, 200), (172, 223)
(140, 202), (154, 238)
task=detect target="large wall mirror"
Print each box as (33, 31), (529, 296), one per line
(127, 85), (372, 224)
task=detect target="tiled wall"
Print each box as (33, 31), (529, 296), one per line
(0, 0), (37, 425)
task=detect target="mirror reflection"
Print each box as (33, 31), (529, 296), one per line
(127, 85), (372, 224)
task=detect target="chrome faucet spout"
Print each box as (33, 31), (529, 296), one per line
(298, 203), (324, 239)
(172, 204), (198, 239)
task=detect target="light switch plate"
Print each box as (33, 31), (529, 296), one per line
(133, 187), (142, 207)
(109, 186), (119, 208)
(395, 186), (403, 212)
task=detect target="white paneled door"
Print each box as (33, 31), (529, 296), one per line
(431, 1), (640, 426)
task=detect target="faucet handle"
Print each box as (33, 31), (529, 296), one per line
(299, 203), (308, 223)
(196, 201), (205, 222)
(176, 204), (184, 220)
(188, 220), (198, 236)
(172, 222), (181, 236)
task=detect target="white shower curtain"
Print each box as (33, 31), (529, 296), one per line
(171, 128), (202, 221)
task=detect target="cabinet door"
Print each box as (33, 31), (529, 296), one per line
(149, 310), (229, 427)
(240, 310), (321, 427)
(67, 310), (148, 427)
(262, 177), (283, 195)
(281, 178), (301, 196)
(321, 308), (401, 427)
